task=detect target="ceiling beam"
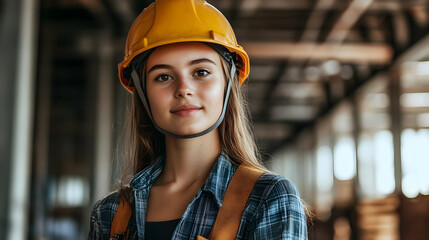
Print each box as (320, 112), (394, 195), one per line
(300, 0), (336, 42)
(216, 0), (413, 11)
(325, 0), (373, 43)
(242, 42), (393, 64)
(217, 0), (355, 11)
(218, 0), (313, 11)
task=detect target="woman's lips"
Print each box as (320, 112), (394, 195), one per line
(171, 104), (202, 116)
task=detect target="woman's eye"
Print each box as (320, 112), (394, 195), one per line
(193, 70), (209, 77)
(154, 74), (172, 82)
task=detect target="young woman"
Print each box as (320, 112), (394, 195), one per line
(88, 0), (308, 239)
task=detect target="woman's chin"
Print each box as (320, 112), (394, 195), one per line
(162, 125), (212, 137)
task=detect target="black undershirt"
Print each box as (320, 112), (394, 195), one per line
(144, 218), (181, 240)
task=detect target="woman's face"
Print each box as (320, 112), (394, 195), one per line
(145, 42), (226, 136)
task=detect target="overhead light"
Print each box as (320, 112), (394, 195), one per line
(333, 136), (356, 181)
(317, 146), (334, 191)
(401, 129), (429, 198)
(416, 61), (429, 76)
(374, 131), (395, 195)
(403, 175), (420, 198)
(400, 93), (429, 108)
(321, 60), (341, 76)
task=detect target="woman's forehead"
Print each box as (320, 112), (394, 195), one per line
(146, 42), (221, 67)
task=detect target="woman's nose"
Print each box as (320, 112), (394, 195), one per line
(174, 76), (194, 98)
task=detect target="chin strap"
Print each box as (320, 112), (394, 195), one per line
(130, 51), (235, 139)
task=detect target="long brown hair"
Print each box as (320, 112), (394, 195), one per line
(117, 53), (266, 199)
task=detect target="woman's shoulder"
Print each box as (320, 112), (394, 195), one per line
(88, 191), (123, 239)
(244, 172), (308, 239)
(93, 191), (121, 209)
(251, 172), (302, 203)
(90, 191), (122, 225)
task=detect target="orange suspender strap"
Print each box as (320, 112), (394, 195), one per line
(197, 164), (265, 240)
(110, 198), (132, 240)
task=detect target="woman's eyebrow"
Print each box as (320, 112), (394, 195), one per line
(189, 58), (216, 65)
(147, 64), (173, 74)
(147, 58), (216, 73)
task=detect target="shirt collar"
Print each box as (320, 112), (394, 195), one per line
(129, 152), (238, 207)
(130, 156), (165, 190)
(202, 152), (237, 207)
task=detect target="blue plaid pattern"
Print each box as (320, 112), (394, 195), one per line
(88, 153), (308, 239)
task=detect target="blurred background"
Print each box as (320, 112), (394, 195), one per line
(1, 0), (429, 239)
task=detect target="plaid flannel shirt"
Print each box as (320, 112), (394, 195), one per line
(88, 153), (308, 239)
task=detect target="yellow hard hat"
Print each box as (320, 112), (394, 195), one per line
(118, 0), (250, 92)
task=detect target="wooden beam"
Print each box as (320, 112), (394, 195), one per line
(300, 0), (334, 42)
(325, 0), (374, 43)
(242, 42), (393, 64)
(217, 0), (314, 10)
